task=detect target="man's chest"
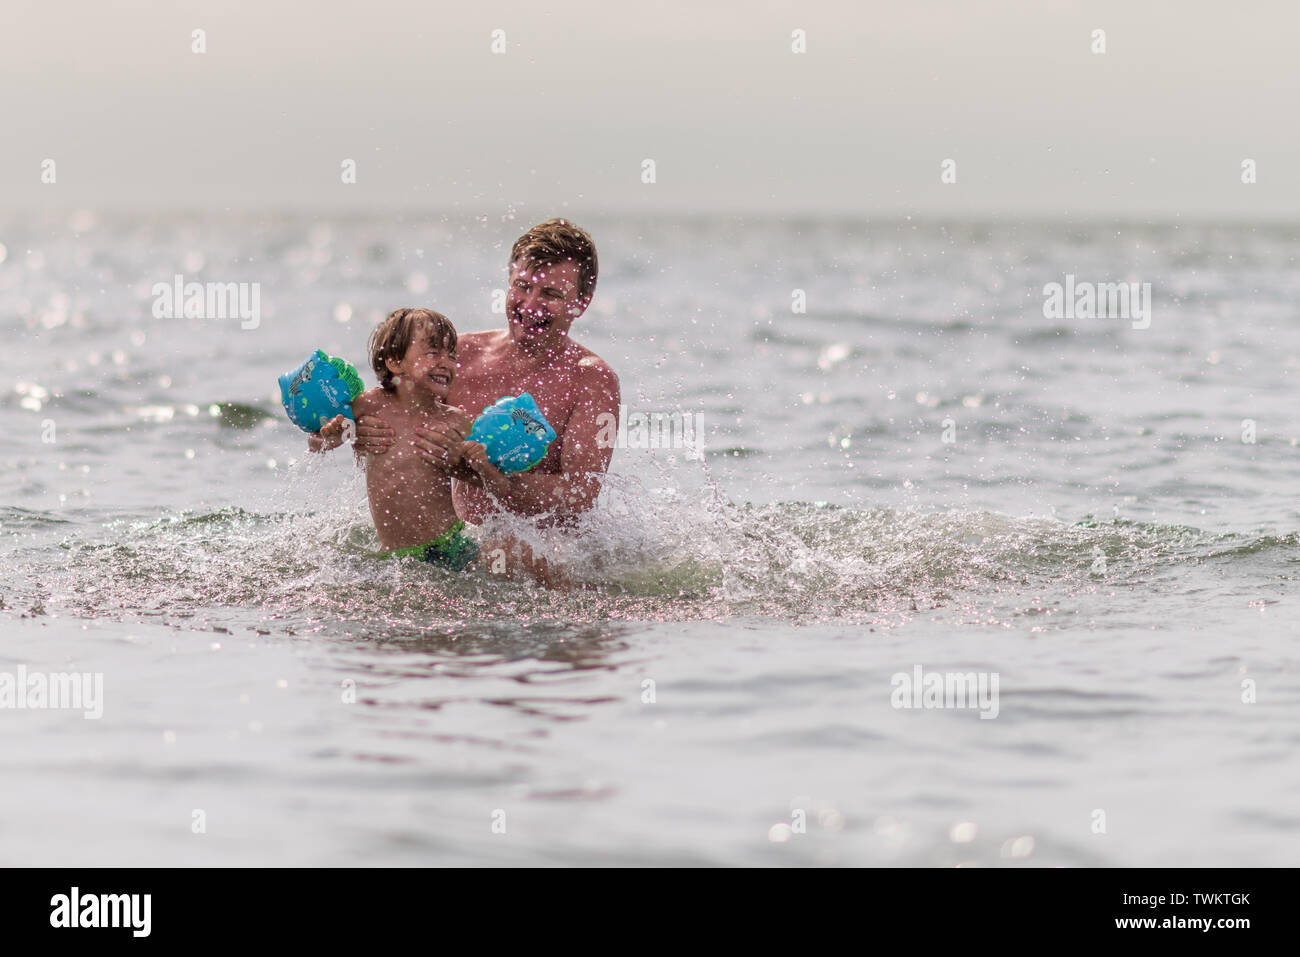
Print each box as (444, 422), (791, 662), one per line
(451, 361), (577, 427)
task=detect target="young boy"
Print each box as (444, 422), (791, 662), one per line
(310, 307), (506, 570)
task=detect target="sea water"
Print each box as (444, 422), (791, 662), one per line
(2, 212), (1298, 865)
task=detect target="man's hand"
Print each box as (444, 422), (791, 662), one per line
(353, 413), (397, 457)
(308, 414), (354, 453)
(412, 409), (474, 473)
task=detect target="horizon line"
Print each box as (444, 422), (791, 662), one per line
(5, 204), (1300, 227)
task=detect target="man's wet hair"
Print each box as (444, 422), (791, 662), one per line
(510, 218), (598, 302)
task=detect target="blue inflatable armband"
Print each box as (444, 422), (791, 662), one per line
(469, 393), (556, 473)
(278, 350), (364, 433)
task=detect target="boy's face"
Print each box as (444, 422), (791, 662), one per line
(387, 331), (456, 400)
(506, 259), (589, 350)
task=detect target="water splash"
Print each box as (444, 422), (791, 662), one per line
(7, 445), (1272, 640)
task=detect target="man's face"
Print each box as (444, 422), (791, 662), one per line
(505, 259), (589, 350)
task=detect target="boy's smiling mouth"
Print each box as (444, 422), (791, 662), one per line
(428, 370), (451, 386)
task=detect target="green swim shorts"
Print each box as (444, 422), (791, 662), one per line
(385, 521), (479, 572)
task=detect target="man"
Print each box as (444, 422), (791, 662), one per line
(313, 219), (620, 576)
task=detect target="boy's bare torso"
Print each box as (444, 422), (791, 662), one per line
(352, 388), (470, 550)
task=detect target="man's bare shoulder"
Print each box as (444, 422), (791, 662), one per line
(572, 350), (620, 395)
(574, 345), (618, 379)
(457, 329), (505, 356)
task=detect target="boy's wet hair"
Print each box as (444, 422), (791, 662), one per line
(510, 218), (598, 302)
(369, 307), (457, 392)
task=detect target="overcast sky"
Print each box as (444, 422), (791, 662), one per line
(2, 0), (1296, 218)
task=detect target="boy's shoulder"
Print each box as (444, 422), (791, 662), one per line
(429, 401), (474, 430)
(355, 387), (467, 429)
(352, 387), (392, 416)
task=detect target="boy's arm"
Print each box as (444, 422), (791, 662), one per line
(476, 360), (620, 517)
(308, 390), (383, 465)
(307, 415), (350, 453)
(460, 441), (511, 499)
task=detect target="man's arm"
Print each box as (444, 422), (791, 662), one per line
(484, 359), (620, 518)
